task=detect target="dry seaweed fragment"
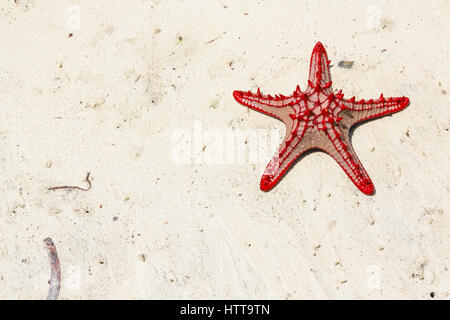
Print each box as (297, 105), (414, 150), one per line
(44, 238), (61, 300)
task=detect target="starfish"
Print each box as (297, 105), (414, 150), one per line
(233, 42), (409, 195)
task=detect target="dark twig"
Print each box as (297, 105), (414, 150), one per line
(205, 37), (221, 44)
(48, 172), (91, 192)
(205, 32), (225, 44)
(44, 238), (61, 300)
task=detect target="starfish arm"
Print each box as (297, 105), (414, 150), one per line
(260, 123), (310, 191)
(338, 94), (409, 127)
(307, 42), (333, 94)
(233, 89), (294, 121)
(321, 125), (375, 195)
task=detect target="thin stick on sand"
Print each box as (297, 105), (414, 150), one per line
(48, 172), (91, 192)
(44, 237), (61, 300)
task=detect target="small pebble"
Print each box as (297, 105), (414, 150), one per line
(338, 61), (354, 69)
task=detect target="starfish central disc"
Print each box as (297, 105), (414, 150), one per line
(233, 42), (409, 195)
(289, 91), (343, 132)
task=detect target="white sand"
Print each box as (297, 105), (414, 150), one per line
(0, 0), (448, 299)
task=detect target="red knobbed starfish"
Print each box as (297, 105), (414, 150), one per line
(233, 42), (409, 195)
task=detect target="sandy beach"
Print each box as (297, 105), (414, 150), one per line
(0, 0), (449, 299)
